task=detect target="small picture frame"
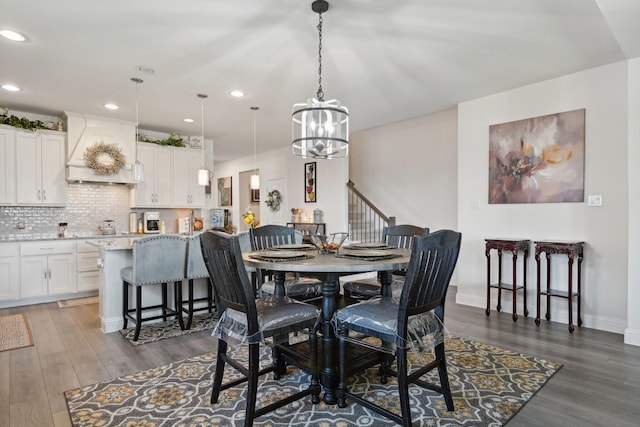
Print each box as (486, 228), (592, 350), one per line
(251, 189), (260, 203)
(305, 162), (316, 203)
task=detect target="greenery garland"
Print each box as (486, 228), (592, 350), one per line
(84, 142), (126, 175)
(265, 190), (282, 212)
(1, 114), (47, 131)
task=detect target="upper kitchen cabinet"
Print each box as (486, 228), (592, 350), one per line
(130, 142), (174, 207)
(0, 126), (16, 205)
(173, 147), (205, 208)
(16, 130), (67, 206)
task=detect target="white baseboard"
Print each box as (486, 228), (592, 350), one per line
(454, 288), (627, 335)
(624, 328), (640, 346)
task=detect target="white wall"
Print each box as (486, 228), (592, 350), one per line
(349, 108), (458, 232)
(457, 61), (629, 334)
(626, 58), (640, 345)
(212, 146), (349, 234)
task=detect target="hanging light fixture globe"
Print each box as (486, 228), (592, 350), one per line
(131, 77), (144, 183)
(250, 106), (260, 190)
(292, 0), (349, 159)
(197, 93), (210, 186)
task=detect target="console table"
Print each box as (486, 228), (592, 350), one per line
(485, 238), (530, 321)
(534, 240), (584, 333)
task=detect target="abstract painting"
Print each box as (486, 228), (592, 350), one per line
(488, 109), (585, 204)
(218, 176), (232, 206)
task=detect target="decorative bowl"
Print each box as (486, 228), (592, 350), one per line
(310, 232), (349, 253)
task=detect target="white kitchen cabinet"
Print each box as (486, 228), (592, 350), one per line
(173, 148), (205, 207)
(15, 130), (67, 206)
(0, 127), (16, 205)
(19, 241), (76, 297)
(131, 142), (173, 207)
(0, 244), (19, 302)
(76, 240), (100, 292)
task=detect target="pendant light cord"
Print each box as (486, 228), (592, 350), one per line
(316, 13), (324, 101)
(131, 77), (143, 163)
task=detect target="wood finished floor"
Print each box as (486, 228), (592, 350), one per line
(1, 287), (639, 427)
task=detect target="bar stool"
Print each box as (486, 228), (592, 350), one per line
(121, 235), (187, 341)
(182, 234), (215, 329)
(485, 238), (530, 321)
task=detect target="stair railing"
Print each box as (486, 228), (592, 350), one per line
(347, 180), (396, 243)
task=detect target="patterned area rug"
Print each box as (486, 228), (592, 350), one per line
(65, 337), (561, 426)
(119, 313), (217, 346)
(0, 313), (34, 352)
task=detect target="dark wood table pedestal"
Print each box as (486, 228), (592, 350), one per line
(534, 240), (584, 333)
(485, 239), (530, 321)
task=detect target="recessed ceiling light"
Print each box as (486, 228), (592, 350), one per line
(0, 29), (26, 42)
(104, 103), (119, 110)
(1, 84), (21, 92)
(135, 66), (155, 75)
(184, 118), (194, 123)
(229, 90), (245, 98)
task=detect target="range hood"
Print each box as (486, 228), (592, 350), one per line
(65, 111), (138, 184)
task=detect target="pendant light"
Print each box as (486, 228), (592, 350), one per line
(250, 106), (260, 190)
(292, 0), (349, 159)
(197, 93), (210, 186)
(131, 77), (144, 182)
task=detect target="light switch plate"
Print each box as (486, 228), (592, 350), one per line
(588, 195), (602, 206)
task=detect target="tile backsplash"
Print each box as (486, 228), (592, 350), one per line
(0, 183), (206, 238)
(0, 183), (130, 237)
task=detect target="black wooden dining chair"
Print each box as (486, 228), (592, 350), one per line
(200, 231), (321, 427)
(334, 230), (461, 427)
(250, 224), (323, 301)
(342, 224), (429, 300)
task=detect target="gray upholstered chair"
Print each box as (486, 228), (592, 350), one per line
(181, 234), (215, 329)
(334, 230), (461, 427)
(200, 231), (321, 427)
(342, 224), (429, 300)
(121, 235), (187, 341)
(250, 224), (322, 301)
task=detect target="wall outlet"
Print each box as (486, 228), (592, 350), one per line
(587, 195), (603, 207)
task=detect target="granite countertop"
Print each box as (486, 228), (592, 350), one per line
(87, 238), (139, 250)
(0, 232), (147, 243)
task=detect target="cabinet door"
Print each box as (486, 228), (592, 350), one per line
(173, 149), (204, 207)
(20, 256), (48, 297)
(132, 143), (156, 207)
(15, 132), (41, 204)
(48, 254), (76, 294)
(0, 245), (19, 301)
(40, 133), (67, 206)
(154, 147), (173, 207)
(0, 128), (16, 204)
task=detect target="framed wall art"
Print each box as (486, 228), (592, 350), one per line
(218, 176), (232, 206)
(488, 108), (585, 204)
(251, 189), (260, 203)
(305, 162), (316, 203)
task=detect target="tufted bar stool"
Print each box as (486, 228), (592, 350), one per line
(121, 235), (187, 341)
(182, 234), (215, 329)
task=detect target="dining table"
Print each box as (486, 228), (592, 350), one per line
(242, 244), (411, 404)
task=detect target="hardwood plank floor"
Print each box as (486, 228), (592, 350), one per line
(1, 286), (639, 427)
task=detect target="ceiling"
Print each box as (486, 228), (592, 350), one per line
(2, 0), (640, 163)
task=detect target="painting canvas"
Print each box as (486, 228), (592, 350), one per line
(218, 176), (232, 206)
(488, 109), (585, 204)
(305, 162), (316, 203)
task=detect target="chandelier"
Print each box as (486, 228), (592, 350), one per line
(292, 0), (349, 159)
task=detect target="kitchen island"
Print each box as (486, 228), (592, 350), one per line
(89, 235), (208, 334)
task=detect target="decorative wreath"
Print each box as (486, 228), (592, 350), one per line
(84, 142), (126, 175)
(265, 189), (282, 212)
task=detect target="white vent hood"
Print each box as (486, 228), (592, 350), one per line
(65, 111), (137, 184)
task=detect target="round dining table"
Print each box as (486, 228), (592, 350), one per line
(242, 247), (411, 404)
